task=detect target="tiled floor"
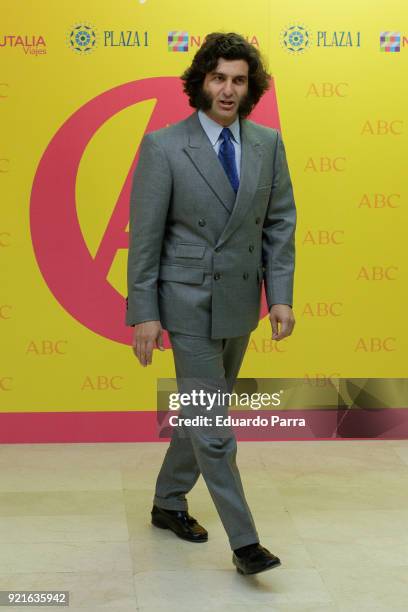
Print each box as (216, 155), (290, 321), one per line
(0, 440), (408, 611)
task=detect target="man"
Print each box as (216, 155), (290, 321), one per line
(126, 32), (296, 575)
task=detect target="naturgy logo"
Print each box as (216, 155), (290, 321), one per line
(30, 77), (279, 345)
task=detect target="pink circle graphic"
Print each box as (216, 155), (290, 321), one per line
(30, 77), (279, 345)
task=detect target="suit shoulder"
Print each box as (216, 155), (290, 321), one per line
(144, 116), (188, 146)
(244, 119), (279, 142)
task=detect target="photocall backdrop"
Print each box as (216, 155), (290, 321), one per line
(1, 0), (406, 442)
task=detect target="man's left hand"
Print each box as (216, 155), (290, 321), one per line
(269, 304), (295, 341)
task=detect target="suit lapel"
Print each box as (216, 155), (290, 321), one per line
(183, 112), (263, 241)
(183, 112), (237, 213)
(215, 118), (263, 248)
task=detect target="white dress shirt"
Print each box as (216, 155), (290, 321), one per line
(197, 109), (241, 179)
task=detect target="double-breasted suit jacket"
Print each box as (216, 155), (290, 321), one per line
(126, 110), (296, 339)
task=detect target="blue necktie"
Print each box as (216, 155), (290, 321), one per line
(218, 127), (240, 194)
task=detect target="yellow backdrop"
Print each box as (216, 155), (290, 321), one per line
(1, 0), (406, 425)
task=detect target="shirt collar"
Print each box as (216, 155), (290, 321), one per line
(197, 109), (241, 146)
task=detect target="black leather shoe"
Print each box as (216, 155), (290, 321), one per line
(232, 544), (281, 575)
(151, 505), (208, 542)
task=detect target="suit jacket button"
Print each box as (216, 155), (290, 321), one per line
(214, 272), (221, 280)
(243, 272), (249, 280)
(248, 245), (254, 253)
(198, 218), (206, 227)
(255, 217), (261, 224)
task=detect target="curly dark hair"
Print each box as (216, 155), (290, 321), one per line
(181, 32), (271, 118)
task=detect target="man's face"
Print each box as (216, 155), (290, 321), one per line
(201, 58), (249, 126)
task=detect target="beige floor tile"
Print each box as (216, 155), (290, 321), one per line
(232, 442), (408, 488)
(0, 466), (122, 492)
(128, 530), (314, 573)
(0, 514), (128, 543)
(133, 568), (334, 607)
(1, 439), (408, 611)
(337, 605), (407, 612)
(139, 604), (338, 612)
(122, 465), (165, 490)
(304, 537), (408, 569)
(0, 443), (124, 468)
(40, 609), (137, 612)
(118, 441), (170, 469)
(130, 537), (224, 572)
(392, 444), (408, 466)
(232, 464), (295, 491)
(288, 508), (408, 541)
(257, 440), (406, 472)
(0, 542), (133, 573)
(276, 480), (408, 511)
(287, 507), (408, 571)
(276, 467), (408, 488)
(320, 566), (408, 609)
(0, 490), (126, 517)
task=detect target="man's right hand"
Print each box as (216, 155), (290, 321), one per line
(132, 321), (165, 367)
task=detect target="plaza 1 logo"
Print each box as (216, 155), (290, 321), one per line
(281, 24), (361, 54)
(66, 23), (148, 54)
(30, 78), (279, 345)
(280, 25), (311, 54)
(67, 23), (97, 54)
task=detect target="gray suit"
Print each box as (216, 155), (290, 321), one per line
(126, 110), (296, 550)
(126, 110), (296, 337)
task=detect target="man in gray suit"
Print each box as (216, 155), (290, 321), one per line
(126, 32), (296, 575)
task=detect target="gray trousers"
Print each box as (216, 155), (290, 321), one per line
(153, 331), (259, 550)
